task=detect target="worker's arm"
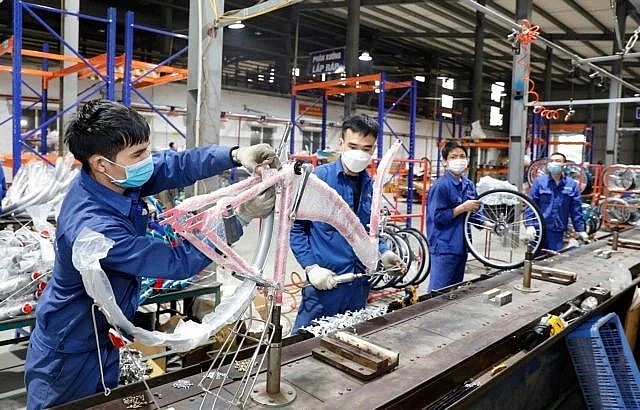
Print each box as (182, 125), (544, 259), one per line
(290, 219), (316, 269)
(141, 145), (236, 196)
(78, 221), (213, 280)
(432, 183), (479, 225)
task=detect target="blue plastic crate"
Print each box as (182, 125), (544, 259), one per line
(566, 313), (640, 409)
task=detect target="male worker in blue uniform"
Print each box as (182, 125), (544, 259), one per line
(290, 114), (405, 332)
(426, 141), (487, 291)
(24, 100), (278, 410)
(525, 152), (588, 251)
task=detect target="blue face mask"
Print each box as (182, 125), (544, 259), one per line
(103, 155), (154, 188)
(546, 162), (563, 175)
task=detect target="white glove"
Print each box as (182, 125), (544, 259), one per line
(525, 226), (537, 241)
(236, 186), (276, 224)
(233, 144), (281, 173)
(380, 250), (406, 276)
(577, 231), (589, 242)
(306, 265), (337, 290)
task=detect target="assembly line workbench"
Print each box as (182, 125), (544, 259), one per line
(59, 228), (640, 409)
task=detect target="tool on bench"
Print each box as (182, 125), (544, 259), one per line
(312, 331), (399, 380)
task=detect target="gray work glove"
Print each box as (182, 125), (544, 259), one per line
(306, 265), (337, 290)
(380, 250), (406, 276)
(236, 186), (276, 224)
(233, 143), (281, 173)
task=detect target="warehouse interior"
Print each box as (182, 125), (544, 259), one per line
(1, 0), (640, 409)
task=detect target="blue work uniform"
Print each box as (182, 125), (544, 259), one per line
(526, 174), (584, 251)
(426, 171), (483, 291)
(24, 146), (236, 410)
(290, 158), (383, 332)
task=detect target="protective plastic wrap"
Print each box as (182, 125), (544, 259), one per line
(296, 174), (379, 270)
(72, 227), (255, 352)
(369, 140), (403, 237)
(1, 153), (78, 218)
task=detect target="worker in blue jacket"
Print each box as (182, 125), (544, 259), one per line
(524, 152), (588, 251)
(290, 114), (405, 333)
(24, 100), (278, 410)
(426, 141), (488, 291)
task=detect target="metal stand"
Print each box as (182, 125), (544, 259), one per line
(250, 305), (297, 406)
(515, 247), (539, 293)
(611, 219), (620, 251)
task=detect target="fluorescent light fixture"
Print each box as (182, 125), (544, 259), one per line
(414, 75), (426, 83)
(228, 20), (245, 29)
(358, 51), (372, 62)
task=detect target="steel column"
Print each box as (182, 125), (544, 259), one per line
(471, 0), (485, 125)
(60, 0), (79, 156)
(406, 79), (417, 227)
(106, 7), (117, 101)
(344, 0), (360, 118)
(289, 95), (296, 154)
(123, 11), (134, 107)
(40, 42), (48, 154)
(12, 0), (23, 175)
(377, 72), (385, 159)
(507, 0), (531, 189)
(321, 94), (327, 150)
(605, 0), (627, 165)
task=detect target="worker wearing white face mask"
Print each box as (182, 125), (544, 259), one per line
(524, 152), (588, 251)
(290, 114), (406, 332)
(426, 141), (486, 291)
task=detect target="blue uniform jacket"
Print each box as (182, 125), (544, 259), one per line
(526, 174), (584, 233)
(426, 171), (483, 255)
(290, 159), (384, 274)
(32, 146), (235, 353)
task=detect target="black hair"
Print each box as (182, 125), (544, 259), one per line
(341, 114), (379, 140)
(549, 152), (567, 162)
(169, 142), (175, 147)
(64, 100), (150, 170)
(442, 140), (467, 159)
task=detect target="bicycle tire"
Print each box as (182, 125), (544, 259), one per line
(464, 189), (545, 269)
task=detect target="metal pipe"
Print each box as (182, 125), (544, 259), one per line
(577, 52), (640, 64)
(522, 248), (533, 289)
(458, 0), (640, 95)
(618, 127), (640, 132)
(266, 305), (283, 394)
(526, 96), (640, 106)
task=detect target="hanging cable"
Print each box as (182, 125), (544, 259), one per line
(515, 20), (569, 120)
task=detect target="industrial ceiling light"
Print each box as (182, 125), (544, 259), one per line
(228, 20), (245, 29)
(358, 51), (372, 62)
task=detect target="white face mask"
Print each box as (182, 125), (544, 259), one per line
(341, 149), (371, 173)
(447, 158), (468, 175)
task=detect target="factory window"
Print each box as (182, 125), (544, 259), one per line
(302, 130), (322, 153)
(441, 77), (454, 118)
(489, 81), (505, 127)
(250, 126), (274, 146)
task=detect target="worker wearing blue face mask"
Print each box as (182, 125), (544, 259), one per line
(24, 100), (279, 410)
(524, 152), (588, 251)
(290, 114), (405, 333)
(426, 141), (489, 291)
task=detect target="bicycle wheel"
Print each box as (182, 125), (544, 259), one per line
(464, 189), (545, 269)
(391, 228), (428, 288)
(601, 197), (631, 224)
(527, 159), (547, 185)
(369, 233), (408, 291)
